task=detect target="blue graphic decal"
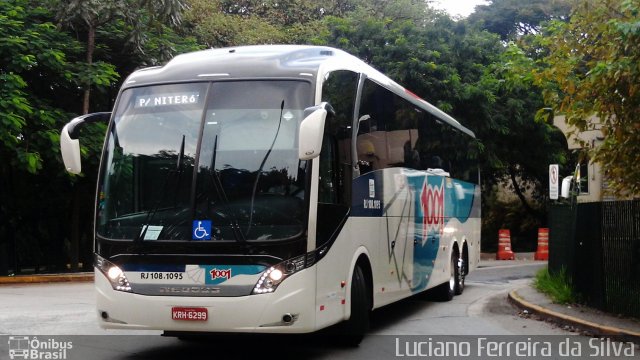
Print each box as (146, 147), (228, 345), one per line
(200, 265), (266, 285)
(350, 168), (477, 293)
(445, 180), (475, 222)
(192, 220), (211, 240)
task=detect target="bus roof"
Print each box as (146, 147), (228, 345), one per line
(123, 45), (475, 138)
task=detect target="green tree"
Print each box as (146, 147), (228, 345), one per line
(186, 0), (290, 46)
(0, 0), (118, 174)
(52, 0), (201, 272)
(54, 0), (190, 114)
(184, 0), (361, 47)
(534, 0), (640, 196)
(0, 0), (118, 274)
(53, 0), (127, 114)
(469, 0), (572, 40)
(477, 45), (568, 217)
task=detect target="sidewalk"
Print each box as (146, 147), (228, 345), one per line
(509, 285), (640, 344)
(480, 252), (640, 343)
(0, 272), (93, 284)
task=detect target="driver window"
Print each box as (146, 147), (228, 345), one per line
(318, 134), (336, 203)
(316, 70), (358, 246)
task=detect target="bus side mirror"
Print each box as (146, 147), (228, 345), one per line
(298, 103), (333, 160)
(60, 112), (111, 174)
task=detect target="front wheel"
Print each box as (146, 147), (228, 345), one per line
(434, 255), (455, 301)
(337, 265), (370, 346)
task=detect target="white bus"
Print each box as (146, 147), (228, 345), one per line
(60, 45), (480, 344)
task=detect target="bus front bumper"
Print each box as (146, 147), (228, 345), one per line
(95, 267), (317, 333)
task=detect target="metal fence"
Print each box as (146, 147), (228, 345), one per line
(549, 200), (640, 318)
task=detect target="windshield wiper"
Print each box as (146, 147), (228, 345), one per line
(203, 135), (245, 242)
(173, 135), (186, 206)
(246, 100), (285, 237)
(134, 135), (185, 244)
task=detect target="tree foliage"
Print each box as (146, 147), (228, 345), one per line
(184, 0), (357, 46)
(54, 0), (194, 113)
(469, 0), (572, 40)
(533, 0), (640, 196)
(0, 0), (200, 274)
(479, 45), (568, 215)
(0, 0), (117, 174)
(0, 0), (120, 273)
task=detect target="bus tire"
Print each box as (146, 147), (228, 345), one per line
(454, 253), (465, 295)
(338, 265), (370, 346)
(435, 255), (455, 301)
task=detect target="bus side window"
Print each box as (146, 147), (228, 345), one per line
(357, 79), (422, 172)
(357, 80), (390, 173)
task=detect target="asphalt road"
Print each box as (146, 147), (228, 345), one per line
(1, 261), (588, 360)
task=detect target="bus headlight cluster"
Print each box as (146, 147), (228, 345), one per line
(252, 255), (306, 295)
(96, 255), (132, 292)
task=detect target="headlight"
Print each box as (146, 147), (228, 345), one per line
(96, 255), (132, 292)
(252, 254), (307, 294)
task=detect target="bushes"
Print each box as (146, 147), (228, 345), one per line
(533, 267), (577, 305)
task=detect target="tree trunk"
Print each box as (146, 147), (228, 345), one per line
(70, 186), (82, 272)
(508, 165), (543, 222)
(82, 25), (95, 115)
(70, 25), (97, 271)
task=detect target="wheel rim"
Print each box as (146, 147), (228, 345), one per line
(457, 257), (465, 288)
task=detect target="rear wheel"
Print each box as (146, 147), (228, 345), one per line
(454, 253), (465, 295)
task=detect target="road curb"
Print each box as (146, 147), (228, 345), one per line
(508, 289), (640, 343)
(0, 273), (93, 285)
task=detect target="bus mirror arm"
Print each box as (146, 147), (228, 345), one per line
(299, 103), (332, 161)
(60, 112), (111, 174)
(303, 102), (334, 119)
(355, 114), (370, 135)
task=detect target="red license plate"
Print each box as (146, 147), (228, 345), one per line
(172, 307), (208, 321)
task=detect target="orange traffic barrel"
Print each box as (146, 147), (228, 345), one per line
(534, 228), (549, 261)
(496, 229), (515, 260)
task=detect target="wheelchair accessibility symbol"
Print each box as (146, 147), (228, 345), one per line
(192, 220), (212, 240)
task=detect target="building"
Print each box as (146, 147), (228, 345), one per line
(553, 115), (617, 202)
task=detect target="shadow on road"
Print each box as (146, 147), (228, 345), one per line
(112, 291), (448, 359)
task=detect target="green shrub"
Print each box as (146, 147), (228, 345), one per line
(533, 267), (577, 304)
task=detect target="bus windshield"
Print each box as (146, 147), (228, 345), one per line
(96, 80), (311, 242)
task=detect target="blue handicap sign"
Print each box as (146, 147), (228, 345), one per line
(192, 220), (212, 240)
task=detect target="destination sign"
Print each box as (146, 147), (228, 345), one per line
(135, 92), (200, 108)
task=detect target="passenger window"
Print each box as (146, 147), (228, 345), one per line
(357, 79), (421, 173)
